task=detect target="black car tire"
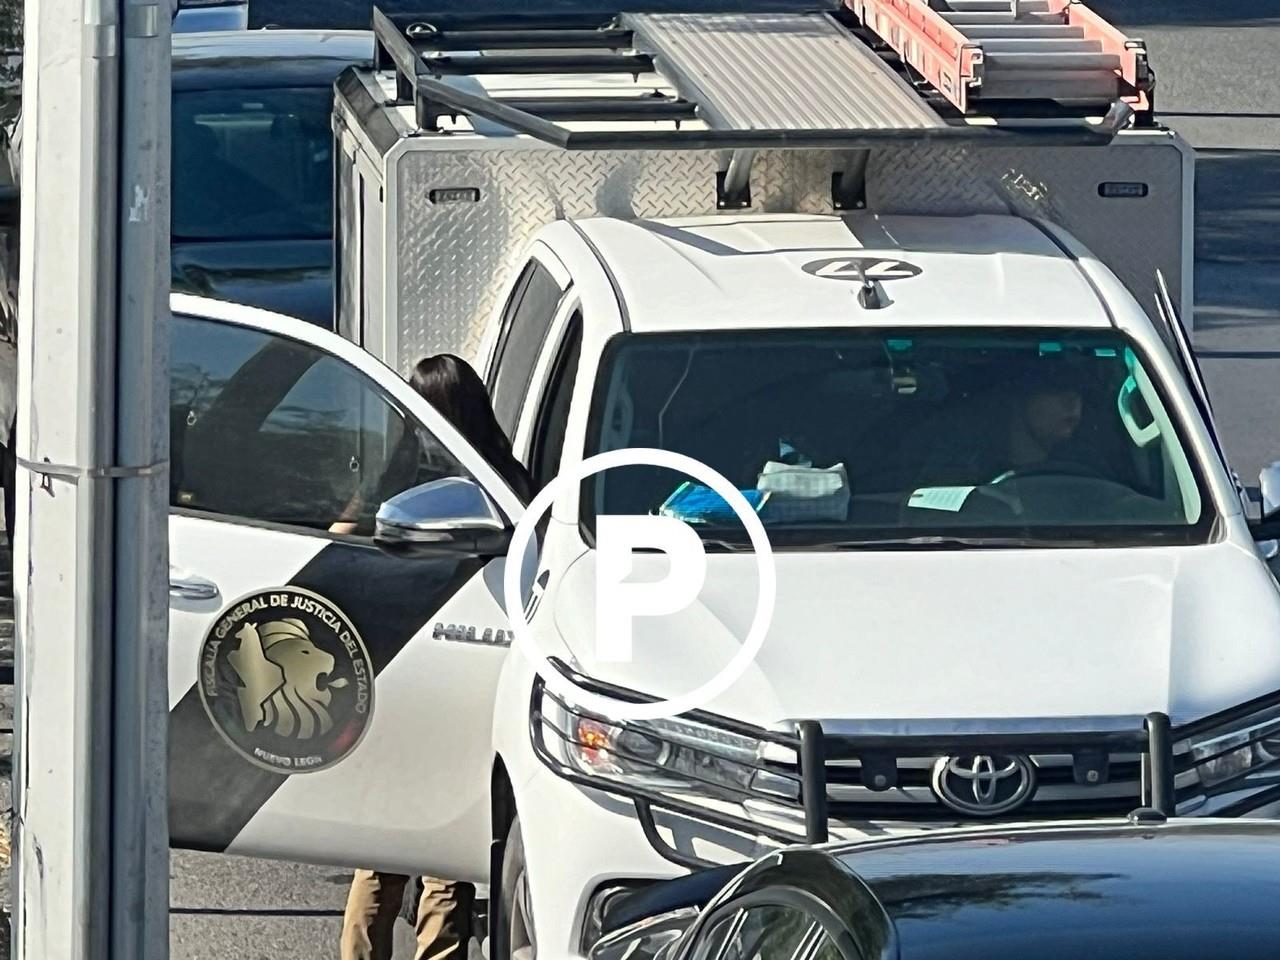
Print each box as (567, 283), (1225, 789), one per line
(494, 817), (535, 960)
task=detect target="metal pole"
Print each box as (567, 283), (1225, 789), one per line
(13, 0), (170, 956)
(112, 1), (170, 956)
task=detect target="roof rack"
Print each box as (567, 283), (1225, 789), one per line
(370, 4), (1139, 155)
(845, 0), (1153, 123)
(531, 665), (1280, 870)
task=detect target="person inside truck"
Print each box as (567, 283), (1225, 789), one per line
(341, 353), (532, 960)
(913, 358), (1089, 490)
(996, 365), (1086, 478)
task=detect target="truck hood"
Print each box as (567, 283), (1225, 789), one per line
(551, 541), (1280, 728)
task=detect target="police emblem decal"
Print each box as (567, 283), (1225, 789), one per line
(198, 587), (374, 773)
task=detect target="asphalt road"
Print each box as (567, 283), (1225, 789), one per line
(6, 2), (1280, 958)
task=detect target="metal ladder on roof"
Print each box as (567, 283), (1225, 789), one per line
(371, 3), (1138, 161)
(846, 0), (1152, 120)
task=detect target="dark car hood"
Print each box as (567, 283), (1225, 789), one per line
(171, 239), (334, 328)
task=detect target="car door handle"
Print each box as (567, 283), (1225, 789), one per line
(169, 568), (220, 602)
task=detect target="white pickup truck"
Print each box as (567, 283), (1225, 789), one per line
(165, 5), (1280, 960)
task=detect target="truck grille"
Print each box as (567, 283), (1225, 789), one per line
(758, 747), (1197, 823)
(824, 753), (1144, 821)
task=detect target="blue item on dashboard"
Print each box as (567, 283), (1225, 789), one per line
(659, 482), (768, 524)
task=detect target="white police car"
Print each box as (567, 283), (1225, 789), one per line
(168, 211), (1280, 960)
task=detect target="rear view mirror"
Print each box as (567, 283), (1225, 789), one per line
(375, 477), (512, 559)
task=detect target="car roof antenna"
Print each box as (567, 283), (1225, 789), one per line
(855, 262), (887, 310)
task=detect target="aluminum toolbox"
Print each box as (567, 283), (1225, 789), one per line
(333, 6), (1192, 375)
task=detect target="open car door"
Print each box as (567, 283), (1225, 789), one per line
(166, 294), (523, 880)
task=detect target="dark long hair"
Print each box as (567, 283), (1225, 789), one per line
(410, 354), (533, 502)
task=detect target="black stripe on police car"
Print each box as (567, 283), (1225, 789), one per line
(801, 256), (922, 281)
(168, 542), (482, 852)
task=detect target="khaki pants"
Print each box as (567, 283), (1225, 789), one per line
(341, 871), (474, 960)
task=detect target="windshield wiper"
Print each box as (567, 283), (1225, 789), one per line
(699, 538), (756, 553)
(820, 535), (1100, 550)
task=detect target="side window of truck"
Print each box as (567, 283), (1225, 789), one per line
(490, 260), (564, 437)
(530, 311), (583, 490)
(170, 314), (464, 534)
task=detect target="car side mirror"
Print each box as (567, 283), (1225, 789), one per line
(1260, 462), (1280, 520)
(1251, 461), (1280, 553)
(374, 477), (512, 559)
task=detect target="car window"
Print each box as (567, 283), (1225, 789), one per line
(172, 86), (334, 242)
(585, 328), (1213, 549)
(530, 311), (583, 490)
(713, 905), (816, 960)
(490, 261), (564, 436)
(170, 315), (465, 534)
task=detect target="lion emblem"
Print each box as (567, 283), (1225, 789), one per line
(227, 618), (349, 740)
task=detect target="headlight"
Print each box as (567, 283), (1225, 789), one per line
(1190, 729), (1256, 787)
(572, 717), (673, 776)
(553, 703), (779, 800)
(1187, 713), (1280, 789)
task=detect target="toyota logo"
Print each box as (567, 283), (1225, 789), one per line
(931, 754), (1037, 817)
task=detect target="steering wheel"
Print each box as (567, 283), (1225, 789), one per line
(989, 459), (1107, 484)
(979, 459), (1112, 521)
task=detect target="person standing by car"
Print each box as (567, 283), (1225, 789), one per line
(342, 873), (473, 960)
(340, 353), (533, 960)
(406, 354), (534, 504)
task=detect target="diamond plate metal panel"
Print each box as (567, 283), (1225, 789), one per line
(386, 134), (1189, 372)
(335, 131), (359, 344)
(865, 137), (1191, 326)
(391, 147), (845, 371)
(752, 150), (844, 215)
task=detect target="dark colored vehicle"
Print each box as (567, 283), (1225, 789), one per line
(173, 0), (249, 33)
(171, 30), (372, 327)
(589, 818), (1280, 960)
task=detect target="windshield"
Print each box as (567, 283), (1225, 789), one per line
(584, 329), (1213, 548)
(172, 87), (333, 242)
